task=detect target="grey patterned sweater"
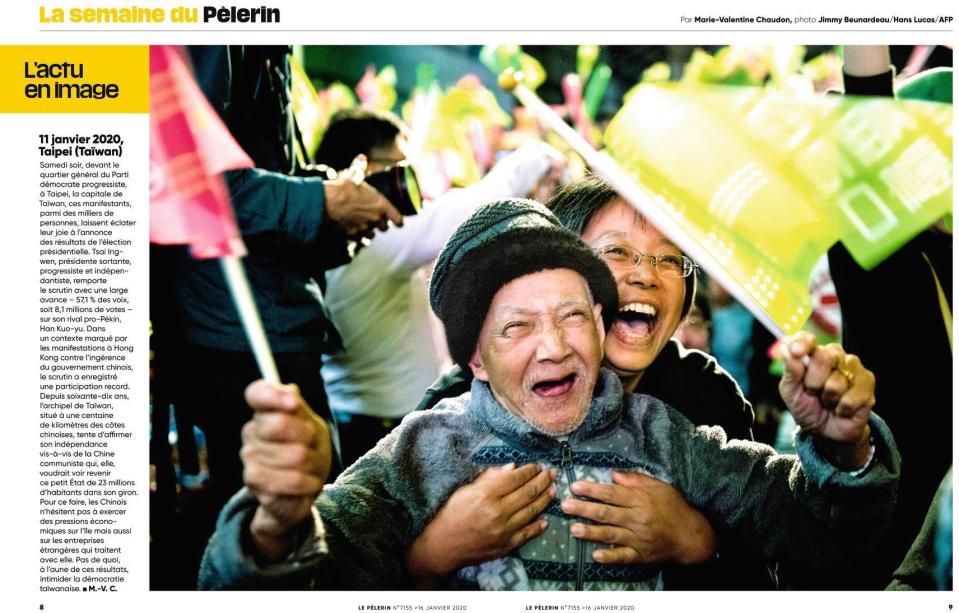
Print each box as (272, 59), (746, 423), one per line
(198, 369), (900, 590)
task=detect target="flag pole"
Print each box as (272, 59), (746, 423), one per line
(150, 45), (282, 385)
(499, 69), (787, 339)
(220, 256), (282, 384)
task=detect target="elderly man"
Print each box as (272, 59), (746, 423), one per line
(315, 107), (562, 467)
(199, 199), (899, 590)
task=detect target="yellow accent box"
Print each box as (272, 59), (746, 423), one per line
(0, 46), (148, 113)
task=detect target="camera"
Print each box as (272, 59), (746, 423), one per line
(364, 162), (423, 216)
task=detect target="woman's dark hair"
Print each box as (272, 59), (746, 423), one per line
(546, 174), (696, 318)
(314, 107), (406, 170)
(546, 174), (620, 236)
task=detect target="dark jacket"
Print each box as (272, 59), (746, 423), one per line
(174, 46), (347, 353)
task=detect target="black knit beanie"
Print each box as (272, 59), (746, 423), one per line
(430, 199), (618, 372)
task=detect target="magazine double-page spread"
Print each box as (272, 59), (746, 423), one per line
(1, 1), (955, 611)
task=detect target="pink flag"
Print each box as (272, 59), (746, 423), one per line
(149, 45), (252, 259)
(355, 66), (379, 107)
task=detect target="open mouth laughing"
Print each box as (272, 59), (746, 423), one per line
(531, 373), (578, 397)
(614, 302), (658, 340)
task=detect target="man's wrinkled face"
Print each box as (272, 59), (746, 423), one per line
(469, 269), (605, 436)
(580, 199), (686, 389)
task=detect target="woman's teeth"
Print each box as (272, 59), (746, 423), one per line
(616, 303), (657, 338)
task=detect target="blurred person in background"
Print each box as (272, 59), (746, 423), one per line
(672, 284), (711, 352)
(706, 278), (754, 399)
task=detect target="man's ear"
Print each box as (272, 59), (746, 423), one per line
(593, 303), (606, 347)
(469, 349), (490, 382)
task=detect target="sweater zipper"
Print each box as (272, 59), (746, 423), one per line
(560, 440), (585, 591)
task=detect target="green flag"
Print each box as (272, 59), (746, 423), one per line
(604, 83), (952, 335)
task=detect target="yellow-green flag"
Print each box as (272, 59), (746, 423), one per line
(288, 54), (324, 160)
(604, 83), (952, 335)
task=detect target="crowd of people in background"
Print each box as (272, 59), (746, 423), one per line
(149, 44), (953, 592)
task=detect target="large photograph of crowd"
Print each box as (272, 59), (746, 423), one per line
(148, 44), (953, 591)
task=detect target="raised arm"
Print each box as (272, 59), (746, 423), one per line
(843, 45), (892, 78)
(227, 154), (403, 247)
(676, 332), (899, 570)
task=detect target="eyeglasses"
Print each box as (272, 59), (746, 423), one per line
(593, 244), (698, 278)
